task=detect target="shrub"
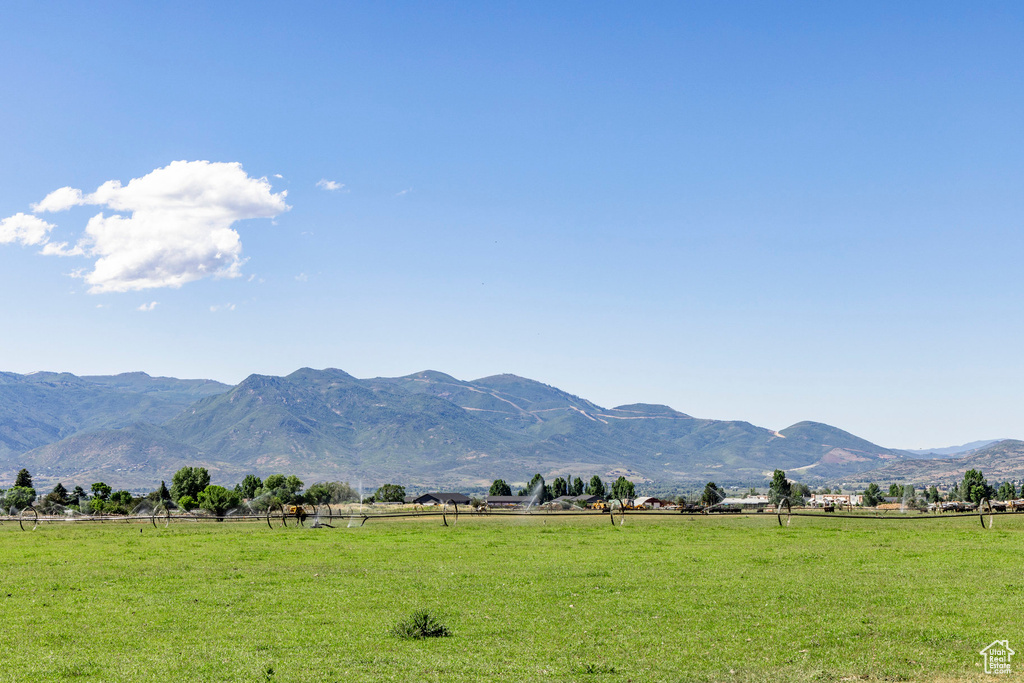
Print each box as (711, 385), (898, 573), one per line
(177, 494), (198, 511)
(198, 485), (241, 518)
(391, 610), (451, 639)
(4, 486), (36, 511)
(375, 484), (405, 503)
(104, 502), (130, 516)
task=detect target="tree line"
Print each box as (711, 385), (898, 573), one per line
(690, 468), (1018, 509)
(0, 467), (363, 518)
(485, 474), (635, 503)
(860, 469), (1014, 507)
(8, 465), (1007, 515)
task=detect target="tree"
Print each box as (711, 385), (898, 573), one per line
(285, 475), (304, 494)
(520, 474), (551, 503)
(611, 476), (635, 501)
(375, 484), (406, 503)
(157, 481), (171, 503)
(768, 470), (792, 505)
(171, 467), (210, 502)
(40, 483), (69, 512)
(256, 474), (304, 504)
(571, 477), (585, 496)
(904, 485), (917, 505)
(177, 494), (198, 511)
(997, 481), (1017, 501)
(488, 479), (512, 496)
(50, 483), (69, 505)
(91, 482), (112, 501)
(305, 481), (359, 504)
(14, 468), (33, 488)
(4, 486), (36, 510)
(961, 469), (994, 504)
(585, 475), (606, 499)
(550, 477), (569, 498)
(862, 483), (881, 507)
(927, 486), (941, 503)
(237, 475), (262, 500)
(198, 485), (242, 518)
(701, 482), (722, 506)
(263, 474), (287, 491)
(110, 490), (134, 506)
(72, 485), (87, 502)
(104, 490), (133, 515)
(888, 483), (904, 498)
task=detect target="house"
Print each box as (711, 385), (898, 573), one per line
(410, 492), (471, 506)
(633, 496), (675, 509)
(718, 496), (771, 509)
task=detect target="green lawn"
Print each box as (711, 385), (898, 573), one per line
(0, 512), (1021, 682)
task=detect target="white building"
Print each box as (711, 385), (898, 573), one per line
(808, 493), (862, 507)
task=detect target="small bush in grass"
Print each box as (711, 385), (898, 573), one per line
(392, 609), (451, 639)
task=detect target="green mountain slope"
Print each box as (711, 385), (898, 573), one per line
(18, 423), (209, 487)
(4, 367), (912, 490)
(163, 368), (530, 484)
(0, 371), (229, 460)
(763, 421), (905, 478)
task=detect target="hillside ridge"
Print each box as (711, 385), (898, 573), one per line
(0, 367), (997, 491)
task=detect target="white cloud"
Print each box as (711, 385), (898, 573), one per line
(1, 160), (290, 293)
(31, 186), (86, 213)
(316, 179), (344, 192)
(209, 303), (236, 312)
(40, 241), (85, 257)
(295, 272), (308, 282)
(137, 301), (158, 312)
(395, 187), (412, 197)
(0, 213), (55, 246)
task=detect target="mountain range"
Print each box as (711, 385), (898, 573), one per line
(0, 368), (1017, 491)
(840, 440), (1024, 487)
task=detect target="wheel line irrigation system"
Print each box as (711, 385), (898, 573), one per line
(2, 498), (1014, 532)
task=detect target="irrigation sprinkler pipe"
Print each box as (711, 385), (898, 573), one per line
(980, 499), (994, 529)
(7, 507), (1022, 529)
(609, 499), (626, 526)
(150, 506), (167, 528)
(777, 499), (792, 527)
(19, 506), (38, 531)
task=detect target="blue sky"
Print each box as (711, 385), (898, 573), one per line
(2, 2), (1023, 448)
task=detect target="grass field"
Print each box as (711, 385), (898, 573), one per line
(0, 511), (1021, 682)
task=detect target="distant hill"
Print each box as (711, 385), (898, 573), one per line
(0, 371), (229, 460)
(0, 367), (915, 491)
(901, 439), (1002, 459)
(843, 439), (1024, 486)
